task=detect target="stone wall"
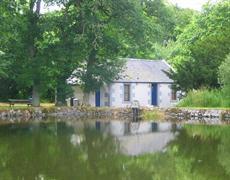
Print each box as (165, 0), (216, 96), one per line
(166, 108), (230, 121)
(0, 108), (45, 122)
(0, 107), (229, 124)
(48, 107), (134, 120)
(0, 107), (134, 123)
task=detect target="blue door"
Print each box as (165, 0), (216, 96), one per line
(95, 90), (100, 107)
(151, 83), (158, 106)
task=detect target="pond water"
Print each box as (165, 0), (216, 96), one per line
(0, 120), (230, 180)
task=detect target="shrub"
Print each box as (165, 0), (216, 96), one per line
(218, 54), (230, 99)
(177, 88), (230, 108)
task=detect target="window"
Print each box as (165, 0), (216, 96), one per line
(171, 89), (177, 101)
(124, 84), (130, 102)
(104, 92), (109, 98)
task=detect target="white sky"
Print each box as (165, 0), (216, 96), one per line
(168, 0), (216, 11)
(40, 1), (61, 14)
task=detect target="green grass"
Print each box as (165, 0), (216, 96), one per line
(0, 103), (55, 110)
(142, 109), (165, 121)
(177, 89), (230, 108)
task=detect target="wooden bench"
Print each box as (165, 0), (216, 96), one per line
(8, 99), (32, 107)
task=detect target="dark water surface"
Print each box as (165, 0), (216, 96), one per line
(0, 120), (230, 180)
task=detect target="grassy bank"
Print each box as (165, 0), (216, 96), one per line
(141, 109), (165, 121)
(0, 103), (55, 110)
(177, 89), (230, 108)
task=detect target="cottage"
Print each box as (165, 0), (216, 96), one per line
(72, 58), (177, 108)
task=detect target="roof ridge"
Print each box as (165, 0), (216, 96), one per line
(125, 58), (163, 62)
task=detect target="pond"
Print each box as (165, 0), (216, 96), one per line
(0, 119), (230, 180)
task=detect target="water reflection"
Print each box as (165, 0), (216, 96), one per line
(0, 120), (230, 180)
(78, 121), (179, 156)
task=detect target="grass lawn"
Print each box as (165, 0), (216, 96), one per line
(177, 107), (230, 110)
(0, 102), (55, 110)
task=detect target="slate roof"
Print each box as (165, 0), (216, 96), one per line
(114, 58), (173, 83)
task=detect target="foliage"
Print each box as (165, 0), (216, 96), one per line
(1, 121), (230, 179)
(142, 109), (165, 120)
(62, 0), (146, 94)
(2, 0), (227, 106)
(218, 54), (230, 97)
(177, 88), (230, 107)
(169, 0), (230, 92)
(0, 0), (150, 105)
(124, 0), (196, 59)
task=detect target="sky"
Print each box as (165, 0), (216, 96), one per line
(40, 1), (61, 14)
(41, 0), (217, 13)
(168, 0), (216, 11)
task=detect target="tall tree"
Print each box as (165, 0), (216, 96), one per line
(168, 0), (230, 92)
(58, 0), (146, 104)
(0, 0), (46, 106)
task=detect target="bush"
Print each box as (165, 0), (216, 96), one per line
(177, 88), (230, 108)
(218, 54), (230, 98)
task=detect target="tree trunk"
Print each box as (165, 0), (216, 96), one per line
(32, 84), (40, 107)
(54, 88), (57, 105)
(83, 92), (90, 105)
(29, 0), (42, 107)
(55, 77), (73, 106)
(55, 87), (67, 106)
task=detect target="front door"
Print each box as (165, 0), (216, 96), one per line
(95, 90), (100, 107)
(151, 83), (158, 106)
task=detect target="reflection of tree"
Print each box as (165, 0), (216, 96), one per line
(121, 125), (230, 180)
(0, 122), (125, 180)
(83, 125), (123, 180)
(0, 122), (87, 180)
(1, 122), (230, 180)
(183, 124), (230, 177)
(172, 125), (230, 180)
(217, 128), (230, 176)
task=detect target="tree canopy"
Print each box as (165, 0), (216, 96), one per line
(168, 0), (230, 92)
(1, 0), (228, 105)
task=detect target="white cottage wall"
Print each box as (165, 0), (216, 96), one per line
(158, 83), (173, 107)
(132, 83), (151, 106)
(110, 83), (151, 107)
(88, 92), (95, 106)
(100, 86), (110, 106)
(73, 83), (175, 107)
(72, 86), (95, 106)
(72, 86), (84, 102)
(110, 83), (125, 107)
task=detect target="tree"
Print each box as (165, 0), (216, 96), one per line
(122, 0), (196, 60)
(168, 0), (230, 92)
(0, 0), (148, 105)
(0, 0), (46, 106)
(57, 0), (146, 104)
(218, 54), (230, 97)
(0, 0), (18, 79)
(0, 0), (76, 105)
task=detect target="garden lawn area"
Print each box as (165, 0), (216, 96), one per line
(0, 102), (55, 110)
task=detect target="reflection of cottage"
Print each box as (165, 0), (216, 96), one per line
(70, 58), (178, 107)
(107, 121), (177, 156)
(68, 121), (177, 156)
(118, 132), (175, 156)
(94, 121), (177, 156)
